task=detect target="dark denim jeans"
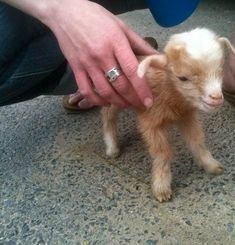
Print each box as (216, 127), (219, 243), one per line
(0, 1), (147, 106)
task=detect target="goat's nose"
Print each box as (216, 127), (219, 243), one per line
(209, 92), (224, 101)
(207, 92), (224, 106)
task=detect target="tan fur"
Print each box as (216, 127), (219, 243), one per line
(101, 29), (234, 202)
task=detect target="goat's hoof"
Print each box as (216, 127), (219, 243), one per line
(106, 147), (120, 158)
(210, 163), (224, 175)
(203, 160), (224, 175)
(152, 181), (172, 202)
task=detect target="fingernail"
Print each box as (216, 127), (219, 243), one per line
(144, 97), (153, 108)
(78, 99), (92, 109)
(68, 92), (83, 104)
(68, 93), (77, 104)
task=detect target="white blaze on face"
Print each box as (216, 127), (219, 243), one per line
(203, 75), (223, 104)
(171, 28), (224, 62)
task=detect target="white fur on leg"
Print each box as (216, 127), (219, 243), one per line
(151, 156), (172, 202)
(152, 178), (172, 202)
(197, 151), (224, 175)
(104, 132), (120, 158)
(101, 106), (120, 158)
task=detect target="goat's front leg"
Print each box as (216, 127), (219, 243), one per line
(139, 119), (173, 202)
(101, 105), (120, 158)
(178, 113), (224, 175)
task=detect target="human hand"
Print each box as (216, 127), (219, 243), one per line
(43, 0), (157, 108)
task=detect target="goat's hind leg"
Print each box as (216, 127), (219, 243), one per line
(101, 105), (120, 158)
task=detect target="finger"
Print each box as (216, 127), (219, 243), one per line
(100, 64), (143, 108)
(116, 18), (157, 55)
(110, 75), (143, 108)
(78, 98), (94, 109)
(68, 91), (94, 109)
(125, 27), (158, 55)
(73, 68), (108, 106)
(68, 91), (84, 104)
(88, 67), (129, 108)
(97, 54), (141, 107)
(114, 39), (153, 108)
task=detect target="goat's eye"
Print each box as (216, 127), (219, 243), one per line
(178, 76), (189, 82)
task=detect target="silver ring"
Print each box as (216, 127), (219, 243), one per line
(105, 67), (122, 83)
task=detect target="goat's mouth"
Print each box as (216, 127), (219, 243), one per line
(201, 99), (223, 111)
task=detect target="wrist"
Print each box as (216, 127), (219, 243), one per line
(0, 0), (54, 25)
(37, 0), (88, 27)
(32, 0), (61, 26)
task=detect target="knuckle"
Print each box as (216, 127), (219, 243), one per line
(90, 48), (102, 59)
(117, 19), (125, 28)
(89, 44), (110, 59)
(80, 89), (92, 99)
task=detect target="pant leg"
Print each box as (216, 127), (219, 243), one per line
(0, 3), (66, 106)
(0, 32), (67, 106)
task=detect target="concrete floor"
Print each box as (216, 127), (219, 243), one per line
(1, 0), (235, 244)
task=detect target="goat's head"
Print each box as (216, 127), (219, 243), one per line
(138, 28), (235, 112)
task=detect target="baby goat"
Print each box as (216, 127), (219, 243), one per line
(101, 28), (235, 202)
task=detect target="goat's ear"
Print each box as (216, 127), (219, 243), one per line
(137, 54), (167, 78)
(219, 37), (235, 55)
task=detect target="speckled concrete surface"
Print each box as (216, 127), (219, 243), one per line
(1, 0), (235, 244)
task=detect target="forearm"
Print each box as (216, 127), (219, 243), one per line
(0, 0), (87, 24)
(1, 0), (50, 21)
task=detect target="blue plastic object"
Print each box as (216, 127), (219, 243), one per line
(146, 0), (200, 27)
